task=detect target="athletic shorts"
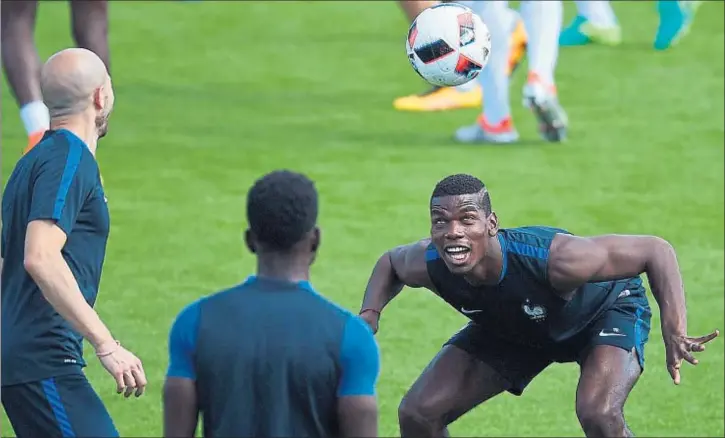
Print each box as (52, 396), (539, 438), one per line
(445, 287), (652, 396)
(2, 372), (118, 437)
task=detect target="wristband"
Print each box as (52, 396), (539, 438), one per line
(96, 340), (121, 358)
(359, 308), (381, 317)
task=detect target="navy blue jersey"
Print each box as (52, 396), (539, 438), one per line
(167, 276), (380, 438)
(426, 226), (646, 348)
(1, 129), (109, 385)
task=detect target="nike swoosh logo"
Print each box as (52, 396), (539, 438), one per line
(461, 308), (482, 315)
(599, 330), (626, 337)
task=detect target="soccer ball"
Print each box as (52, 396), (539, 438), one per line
(405, 3), (491, 87)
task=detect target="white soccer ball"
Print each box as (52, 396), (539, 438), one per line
(405, 3), (491, 87)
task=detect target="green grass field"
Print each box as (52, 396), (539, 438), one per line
(2, 1), (724, 436)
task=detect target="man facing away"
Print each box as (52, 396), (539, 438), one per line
(1, 48), (146, 438)
(163, 170), (380, 437)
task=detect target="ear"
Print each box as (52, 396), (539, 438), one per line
(244, 229), (256, 254)
(93, 86), (105, 111)
(310, 227), (321, 253)
(486, 211), (499, 237)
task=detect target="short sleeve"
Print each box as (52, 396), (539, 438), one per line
(27, 142), (92, 235)
(337, 315), (380, 397)
(166, 301), (201, 380)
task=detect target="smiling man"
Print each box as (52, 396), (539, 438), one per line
(358, 173), (718, 437)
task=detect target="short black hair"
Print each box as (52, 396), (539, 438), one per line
(431, 173), (491, 214)
(246, 170), (318, 251)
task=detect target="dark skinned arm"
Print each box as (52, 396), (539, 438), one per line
(338, 396), (378, 437)
(336, 315), (380, 437)
(163, 378), (199, 437)
(164, 302), (201, 437)
(547, 233), (719, 384)
(359, 239), (436, 333)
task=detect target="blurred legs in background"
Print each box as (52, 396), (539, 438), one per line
(455, 0), (567, 144)
(560, 0), (702, 50)
(1, 0), (110, 154)
(560, 1), (622, 47)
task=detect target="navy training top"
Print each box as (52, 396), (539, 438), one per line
(1, 129), (109, 385)
(167, 275), (380, 437)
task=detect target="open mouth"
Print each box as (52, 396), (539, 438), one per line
(444, 245), (471, 263)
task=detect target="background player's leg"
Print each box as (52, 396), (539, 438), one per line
(1, 1), (50, 152)
(560, 1), (621, 47)
(575, 345), (642, 437)
(70, 0), (111, 72)
(393, 0), (484, 112)
(520, 0), (568, 143)
(454, 0), (521, 144)
(398, 345), (509, 437)
(398, 0), (437, 22)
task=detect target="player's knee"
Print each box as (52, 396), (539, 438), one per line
(576, 399), (624, 434)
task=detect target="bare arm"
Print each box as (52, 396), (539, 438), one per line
(336, 316), (380, 437)
(547, 234), (684, 332)
(24, 220), (115, 350)
(163, 378), (199, 437)
(164, 302), (201, 436)
(338, 396), (378, 437)
(548, 233), (719, 384)
(359, 239), (435, 332)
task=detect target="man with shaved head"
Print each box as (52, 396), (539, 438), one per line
(2, 0), (110, 154)
(1, 48), (145, 437)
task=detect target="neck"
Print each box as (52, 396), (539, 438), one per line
(465, 235), (504, 286)
(256, 253), (310, 284)
(50, 115), (97, 156)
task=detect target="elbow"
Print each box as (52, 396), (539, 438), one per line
(23, 249), (53, 278)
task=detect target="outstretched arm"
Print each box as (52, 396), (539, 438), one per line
(547, 233), (719, 384)
(359, 239), (435, 333)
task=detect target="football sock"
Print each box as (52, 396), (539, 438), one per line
(574, 0), (618, 28)
(470, 0), (513, 125)
(20, 101), (50, 136)
(520, 0), (562, 87)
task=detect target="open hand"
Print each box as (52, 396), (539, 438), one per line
(96, 341), (147, 397)
(664, 329), (719, 385)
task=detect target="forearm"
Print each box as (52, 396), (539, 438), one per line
(25, 252), (114, 349)
(163, 380), (199, 437)
(360, 252), (405, 313)
(646, 238), (687, 333)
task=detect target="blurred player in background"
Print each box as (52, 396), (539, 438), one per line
(393, 0), (527, 112)
(560, 0), (702, 50)
(455, 1), (568, 144)
(164, 170), (380, 438)
(1, 48), (145, 437)
(359, 173), (719, 437)
(1, 0), (110, 154)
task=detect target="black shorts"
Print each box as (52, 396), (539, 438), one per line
(445, 289), (652, 396)
(2, 373), (118, 438)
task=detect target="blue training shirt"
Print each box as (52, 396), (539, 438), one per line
(166, 275), (380, 437)
(1, 129), (109, 385)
